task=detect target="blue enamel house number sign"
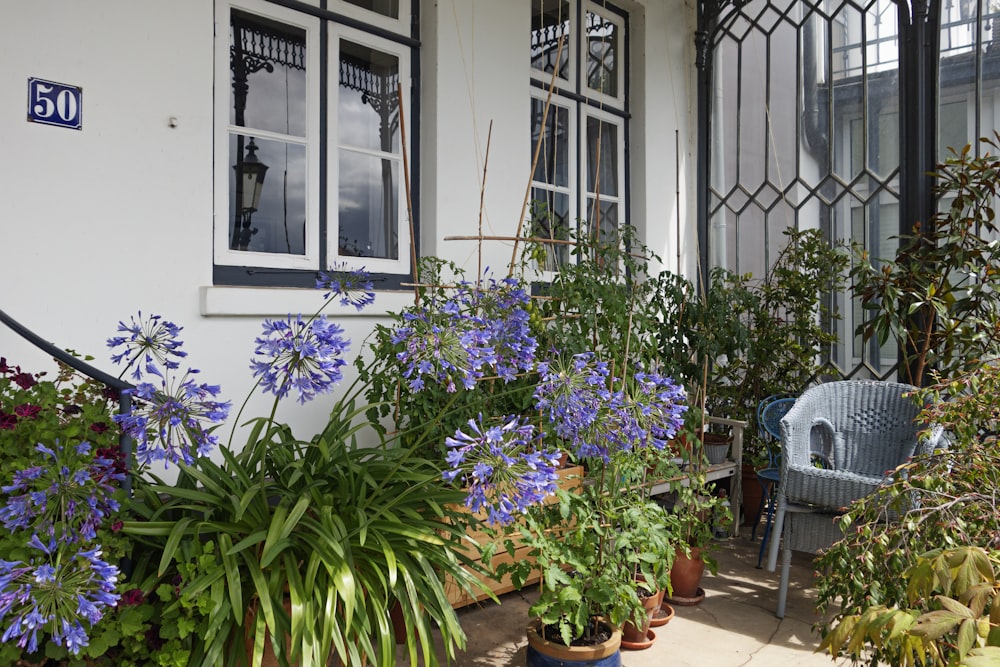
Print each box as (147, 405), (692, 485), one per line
(27, 78), (82, 130)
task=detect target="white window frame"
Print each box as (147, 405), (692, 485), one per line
(582, 1), (626, 110)
(528, 0), (629, 275)
(335, 0), (412, 38)
(214, 0), (321, 270)
(328, 24), (411, 275)
(214, 0), (413, 280)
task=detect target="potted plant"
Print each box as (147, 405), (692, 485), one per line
(441, 351), (688, 665)
(659, 465), (732, 605)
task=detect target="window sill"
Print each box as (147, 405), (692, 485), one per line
(200, 286), (417, 317)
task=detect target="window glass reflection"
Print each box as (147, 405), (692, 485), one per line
(338, 151), (399, 259)
(342, 0), (399, 19)
(339, 40), (400, 153)
(230, 11), (307, 137)
(531, 99), (570, 187)
(586, 10), (617, 96)
(531, 0), (571, 78)
(586, 117), (618, 196)
(530, 189), (570, 270)
(229, 134), (307, 255)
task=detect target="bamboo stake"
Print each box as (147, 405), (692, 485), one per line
(477, 121), (492, 284)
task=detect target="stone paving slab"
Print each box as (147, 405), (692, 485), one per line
(399, 535), (851, 666)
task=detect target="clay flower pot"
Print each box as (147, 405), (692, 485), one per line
(526, 618), (622, 666)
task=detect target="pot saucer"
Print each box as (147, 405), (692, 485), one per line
(649, 601), (675, 627)
(620, 628), (656, 650)
(665, 587), (706, 606)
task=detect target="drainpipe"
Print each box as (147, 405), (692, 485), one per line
(801, 15), (829, 164)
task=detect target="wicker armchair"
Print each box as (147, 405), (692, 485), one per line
(764, 380), (944, 617)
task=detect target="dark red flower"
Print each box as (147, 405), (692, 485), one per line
(62, 404), (82, 416)
(118, 588), (145, 607)
(13, 404), (41, 419)
(0, 413), (16, 430)
(111, 520), (124, 532)
(90, 422), (109, 434)
(12, 373), (36, 390)
(0, 358), (12, 375)
(96, 447), (127, 476)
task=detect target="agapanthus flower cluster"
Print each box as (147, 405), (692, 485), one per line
(442, 414), (562, 526)
(601, 368), (687, 453)
(391, 276), (537, 393)
(0, 536), (120, 655)
(0, 442), (124, 543)
(316, 265), (376, 311)
(391, 304), (496, 393)
(114, 369), (229, 467)
(461, 276), (537, 381)
(106, 312), (186, 381)
(534, 353), (615, 459)
(251, 315), (350, 404)
(107, 312), (230, 466)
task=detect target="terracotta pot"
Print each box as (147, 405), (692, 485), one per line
(526, 618), (621, 667)
(668, 547), (705, 600)
(621, 584), (663, 648)
(741, 463), (763, 527)
(649, 600), (675, 628)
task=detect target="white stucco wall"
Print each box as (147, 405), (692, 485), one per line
(0, 0), (698, 461)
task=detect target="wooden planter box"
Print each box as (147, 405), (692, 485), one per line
(445, 465), (583, 608)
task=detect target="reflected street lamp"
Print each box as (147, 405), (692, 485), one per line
(232, 137), (268, 251)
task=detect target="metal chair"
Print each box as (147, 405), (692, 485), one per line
(752, 395), (796, 568)
(765, 380), (945, 617)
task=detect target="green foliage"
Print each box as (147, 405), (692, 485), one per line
(819, 547), (1000, 667)
(524, 223), (663, 364)
(124, 398), (486, 667)
(651, 227), (848, 465)
(490, 448), (673, 647)
(815, 364), (1000, 666)
(852, 134), (1000, 387)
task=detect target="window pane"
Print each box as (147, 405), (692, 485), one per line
(586, 116), (618, 196)
(585, 10), (618, 97)
(585, 198), (618, 246)
(342, 0), (399, 19)
(339, 40), (400, 153)
(529, 188), (570, 270)
(339, 150), (399, 259)
(229, 134), (307, 255)
(230, 11), (307, 137)
(531, 0), (571, 78)
(531, 99), (570, 187)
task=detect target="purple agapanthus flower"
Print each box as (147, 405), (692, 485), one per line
(251, 315), (350, 404)
(391, 275), (538, 393)
(107, 311), (187, 381)
(443, 414), (561, 526)
(114, 370), (230, 467)
(0, 542), (120, 656)
(534, 352), (615, 458)
(617, 367), (687, 449)
(316, 264), (376, 311)
(0, 442), (125, 543)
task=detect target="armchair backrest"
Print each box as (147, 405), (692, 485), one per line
(779, 380), (923, 478)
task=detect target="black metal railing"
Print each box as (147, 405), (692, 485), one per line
(0, 309), (134, 493)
